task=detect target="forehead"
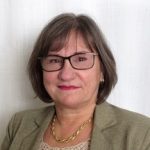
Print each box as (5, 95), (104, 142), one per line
(63, 31), (90, 50)
(48, 31), (94, 55)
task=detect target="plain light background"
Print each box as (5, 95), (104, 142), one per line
(0, 0), (150, 145)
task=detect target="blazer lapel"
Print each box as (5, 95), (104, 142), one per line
(90, 125), (112, 150)
(90, 102), (117, 150)
(20, 106), (55, 150)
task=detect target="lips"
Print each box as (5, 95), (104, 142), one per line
(58, 85), (80, 90)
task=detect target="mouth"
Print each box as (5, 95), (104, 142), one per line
(58, 85), (80, 90)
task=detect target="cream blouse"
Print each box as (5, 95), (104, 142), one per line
(38, 140), (90, 150)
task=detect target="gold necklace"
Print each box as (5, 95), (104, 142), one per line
(50, 115), (92, 143)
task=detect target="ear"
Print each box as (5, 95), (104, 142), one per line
(100, 72), (104, 82)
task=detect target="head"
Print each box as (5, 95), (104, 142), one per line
(28, 13), (117, 104)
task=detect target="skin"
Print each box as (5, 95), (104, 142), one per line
(43, 31), (103, 147)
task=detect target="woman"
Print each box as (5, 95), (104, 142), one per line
(1, 13), (150, 150)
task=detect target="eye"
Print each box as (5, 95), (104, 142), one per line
(49, 59), (61, 63)
(78, 57), (87, 61)
(45, 56), (62, 64)
(72, 54), (89, 63)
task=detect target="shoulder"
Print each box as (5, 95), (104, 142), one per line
(108, 102), (150, 126)
(8, 105), (55, 134)
(95, 102), (150, 132)
(13, 105), (54, 120)
(14, 105), (54, 119)
(94, 102), (150, 149)
(1, 105), (55, 150)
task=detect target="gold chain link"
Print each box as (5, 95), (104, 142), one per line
(51, 115), (92, 143)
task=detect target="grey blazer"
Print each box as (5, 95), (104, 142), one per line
(1, 102), (150, 150)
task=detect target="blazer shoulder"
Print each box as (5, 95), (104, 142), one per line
(104, 102), (150, 149)
(12, 105), (53, 119)
(1, 105), (55, 150)
(94, 103), (150, 149)
(14, 105), (54, 118)
(108, 102), (150, 127)
(9, 105), (55, 135)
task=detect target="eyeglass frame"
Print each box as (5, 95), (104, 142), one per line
(38, 52), (99, 72)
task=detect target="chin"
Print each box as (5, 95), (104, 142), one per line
(56, 97), (89, 109)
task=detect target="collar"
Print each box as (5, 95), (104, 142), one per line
(94, 102), (117, 130)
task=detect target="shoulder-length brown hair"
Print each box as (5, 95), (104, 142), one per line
(28, 13), (117, 104)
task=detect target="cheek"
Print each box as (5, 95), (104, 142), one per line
(43, 73), (49, 85)
(89, 73), (100, 88)
(81, 68), (101, 90)
(43, 72), (56, 88)
(87, 64), (101, 89)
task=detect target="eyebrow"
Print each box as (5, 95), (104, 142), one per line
(48, 49), (92, 55)
(47, 51), (96, 58)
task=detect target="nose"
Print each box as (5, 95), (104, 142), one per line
(58, 59), (75, 81)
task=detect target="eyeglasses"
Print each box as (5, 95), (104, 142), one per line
(38, 52), (98, 72)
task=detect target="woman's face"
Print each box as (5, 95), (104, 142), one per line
(43, 31), (103, 109)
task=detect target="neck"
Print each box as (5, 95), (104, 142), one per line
(54, 102), (96, 126)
